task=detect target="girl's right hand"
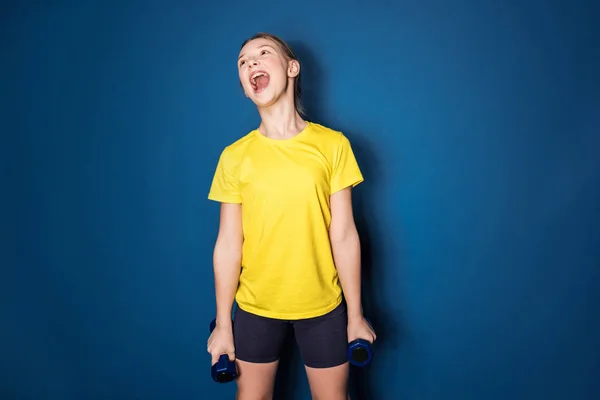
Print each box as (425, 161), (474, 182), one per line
(207, 324), (236, 366)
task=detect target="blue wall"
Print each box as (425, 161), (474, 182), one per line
(3, 1), (599, 399)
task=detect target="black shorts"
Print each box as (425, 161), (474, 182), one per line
(233, 302), (348, 369)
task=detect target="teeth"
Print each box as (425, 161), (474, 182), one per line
(251, 72), (266, 80)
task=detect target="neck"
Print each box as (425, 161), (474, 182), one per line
(256, 89), (307, 139)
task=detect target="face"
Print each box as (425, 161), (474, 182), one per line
(237, 37), (299, 107)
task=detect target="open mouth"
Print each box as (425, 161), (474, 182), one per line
(250, 70), (270, 93)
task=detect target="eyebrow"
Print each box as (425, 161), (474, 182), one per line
(238, 44), (276, 61)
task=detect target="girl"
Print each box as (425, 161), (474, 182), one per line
(206, 32), (376, 400)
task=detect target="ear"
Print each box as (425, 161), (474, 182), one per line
(288, 59), (300, 78)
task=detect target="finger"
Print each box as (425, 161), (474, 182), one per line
(211, 354), (219, 366)
(227, 352), (236, 362)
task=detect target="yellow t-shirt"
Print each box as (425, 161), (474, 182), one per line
(208, 122), (363, 319)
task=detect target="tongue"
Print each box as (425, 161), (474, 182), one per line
(255, 75), (269, 91)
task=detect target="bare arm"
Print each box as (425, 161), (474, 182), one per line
(213, 202), (243, 329)
(329, 187), (363, 321)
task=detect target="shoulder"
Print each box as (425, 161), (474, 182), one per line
(308, 122), (344, 142)
(307, 122), (354, 152)
(217, 130), (257, 161)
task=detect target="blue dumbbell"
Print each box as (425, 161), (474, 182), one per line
(347, 318), (374, 367)
(209, 319), (237, 383)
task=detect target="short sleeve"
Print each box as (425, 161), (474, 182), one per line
(330, 133), (364, 194)
(208, 147), (242, 203)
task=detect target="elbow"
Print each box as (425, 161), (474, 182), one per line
(214, 233), (243, 264)
(214, 202), (243, 262)
(329, 224), (360, 247)
(215, 232), (242, 250)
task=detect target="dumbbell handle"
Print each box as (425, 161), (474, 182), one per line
(209, 319), (237, 383)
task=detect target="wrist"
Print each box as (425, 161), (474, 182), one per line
(216, 318), (233, 329)
(347, 309), (364, 322)
(216, 308), (233, 328)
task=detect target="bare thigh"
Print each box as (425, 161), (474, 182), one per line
(305, 362), (350, 400)
(235, 360), (279, 400)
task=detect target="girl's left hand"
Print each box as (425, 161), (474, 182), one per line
(347, 316), (377, 344)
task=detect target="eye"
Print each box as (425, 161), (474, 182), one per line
(239, 60), (246, 67)
(260, 50), (269, 55)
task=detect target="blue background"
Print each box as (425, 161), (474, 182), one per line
(2, 1), (599, 399)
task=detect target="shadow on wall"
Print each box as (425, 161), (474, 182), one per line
(273, 40), (405, 400)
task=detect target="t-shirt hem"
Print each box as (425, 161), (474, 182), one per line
(236, 296), (343, 320)
(207, 193), (242, 203)
(331, 176), (364, 195)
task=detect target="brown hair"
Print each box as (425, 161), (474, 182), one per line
(240, 32), (306, 117)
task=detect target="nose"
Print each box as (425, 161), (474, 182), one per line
(248, 58), (259, 68)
